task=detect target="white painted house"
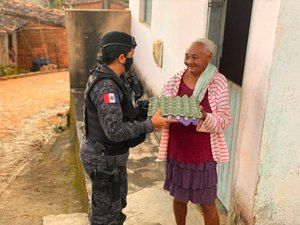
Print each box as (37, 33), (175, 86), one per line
(129, 0), (300, 224)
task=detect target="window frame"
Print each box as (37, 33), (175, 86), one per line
(139, 0), (152, 25)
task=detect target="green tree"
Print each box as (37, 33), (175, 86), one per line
(49, 0), (64, 8)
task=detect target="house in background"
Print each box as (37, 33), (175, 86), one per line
(129, 0), (300, 224)
(0, 0), (68, 70)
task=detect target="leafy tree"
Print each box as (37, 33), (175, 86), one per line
(49, 0), (64, 8)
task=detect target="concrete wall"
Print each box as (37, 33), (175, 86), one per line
(254, 0), (300, 224)
(65, 9), (131, 89)
(228, 0), (281, 223)
(229, 0), (300, 224)
(130, 0), (208, 95)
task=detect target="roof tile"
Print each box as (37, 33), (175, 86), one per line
(0, 0), (65, 33)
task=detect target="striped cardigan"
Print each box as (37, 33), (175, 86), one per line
(158, 69), (231, 163)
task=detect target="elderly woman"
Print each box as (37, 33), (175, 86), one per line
(159, 39), (231, 225)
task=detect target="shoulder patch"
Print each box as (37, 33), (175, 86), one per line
(103, 93), (119, 104)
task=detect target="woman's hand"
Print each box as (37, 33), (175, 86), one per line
(151, 109), (178, 129)
(200, 105), (207, 121)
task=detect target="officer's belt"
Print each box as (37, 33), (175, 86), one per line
(104, 145), (129, 156)
(88, 138), (129, 156)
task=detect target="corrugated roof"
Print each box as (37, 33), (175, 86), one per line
(0, 0), (65, 34)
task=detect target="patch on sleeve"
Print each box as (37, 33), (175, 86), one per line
(103, 93), (119, 104)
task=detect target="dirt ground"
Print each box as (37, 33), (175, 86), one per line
(0, 72), (86, 225)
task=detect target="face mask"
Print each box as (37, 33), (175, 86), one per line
(123, 58), (133, 72)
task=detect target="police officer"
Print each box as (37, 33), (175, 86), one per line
(80, 31), (176, 225)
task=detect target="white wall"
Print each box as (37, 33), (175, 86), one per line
(130, 0), (208, 95)
(254, 0), (300, 224)
(230, 0), (281, 223)
(231, 0), (300, 224)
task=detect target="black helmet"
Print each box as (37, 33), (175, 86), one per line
(100, 31), (137, 48)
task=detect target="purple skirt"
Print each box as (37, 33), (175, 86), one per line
(163, 157), (217, 204)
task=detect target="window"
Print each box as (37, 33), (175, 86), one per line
(140, 0), (152, 25)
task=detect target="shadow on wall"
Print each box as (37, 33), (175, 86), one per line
(131, 65), (155, 98)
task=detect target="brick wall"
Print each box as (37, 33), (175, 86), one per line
(17, 21), (68, 70)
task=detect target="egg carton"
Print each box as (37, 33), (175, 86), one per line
(148, 95), (202, 126)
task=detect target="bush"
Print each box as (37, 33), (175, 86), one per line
(49, 0), (63, 8)
(0, 66), (30, 77)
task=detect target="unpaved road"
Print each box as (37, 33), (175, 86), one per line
(0, 72), (86, 225)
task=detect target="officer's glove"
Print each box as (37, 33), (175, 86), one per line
(137, 100), (149, 121)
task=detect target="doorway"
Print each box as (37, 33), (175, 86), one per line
(207, 0), (253, 209)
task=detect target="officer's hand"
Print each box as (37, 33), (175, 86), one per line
(151, 108), (177, 129)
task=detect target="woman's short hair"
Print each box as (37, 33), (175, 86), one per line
(193, 38), (217, 57)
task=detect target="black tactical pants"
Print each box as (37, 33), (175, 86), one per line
(90, 166), (128, 225)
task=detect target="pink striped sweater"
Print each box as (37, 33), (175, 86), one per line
(158, 69), (231, 163)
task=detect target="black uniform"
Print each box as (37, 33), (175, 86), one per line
(80, 64), (153, 225)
